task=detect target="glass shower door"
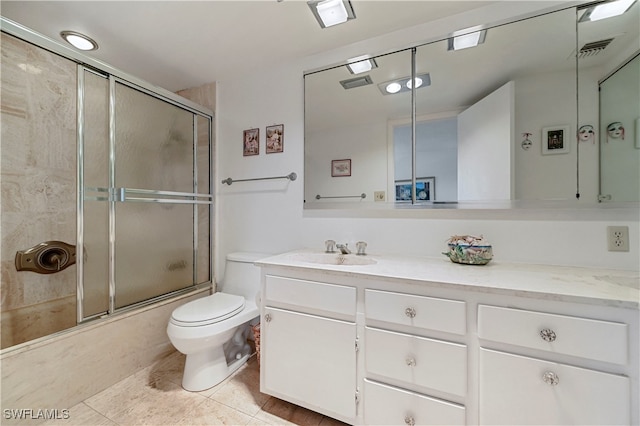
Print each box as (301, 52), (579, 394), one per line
(78, 71), (212, 319)
(112, 81), (209, 309)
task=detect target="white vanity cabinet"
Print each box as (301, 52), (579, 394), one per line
(257, 252), (639, 426)
(478, 305), (631, 425)
(260, 275), (358, 423)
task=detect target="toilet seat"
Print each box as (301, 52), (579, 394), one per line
(170, 293), (245, 327)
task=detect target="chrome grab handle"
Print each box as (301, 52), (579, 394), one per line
(404, 416), (415, 426)
(405, 307), (416, 318)
(542, 371), (559, 386)
(405, 357), (416, 367)
(540, 328), (557, 342)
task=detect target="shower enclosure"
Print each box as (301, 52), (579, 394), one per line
(1, 22), (213, 350)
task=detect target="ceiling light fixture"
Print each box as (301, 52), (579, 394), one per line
(378, 73), (431, 95)
(447, 26), (486, 51)
(308, 0), (356, 28)
(579, 0), (636, 22)
(347, 57), (378, 74)
(60, 30), (99, 51)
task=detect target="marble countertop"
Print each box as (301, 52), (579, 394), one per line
(256, 249), (640, 309)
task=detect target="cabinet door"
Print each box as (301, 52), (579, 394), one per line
(479, 348), (630, 425)
(261, 307), (357, 422)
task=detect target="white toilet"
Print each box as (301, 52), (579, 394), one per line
(167, 252), (266, 392)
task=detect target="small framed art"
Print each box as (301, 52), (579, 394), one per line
(331, 159), (351, 177)
(266, 124), (284, 154)
(542, 125), (570, 155)
(243, 128), (259, 156)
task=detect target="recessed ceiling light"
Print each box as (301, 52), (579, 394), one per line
(447, 26), (487, 51)
(347, 57), (378, 74)
(60, 31), (99, 51)
(385, 82), (402, 94)
(579, 0), (636, 22)
(406, 77), (423, 89)
(307, 0), (356, 28)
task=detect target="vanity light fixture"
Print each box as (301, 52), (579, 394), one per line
(346, 57), (378, 74)
(447, 26), (487, 51)
(377, 73), (431, 95)
(307, 0), (356, 28)
(60, 30), (99, 51)
(579, 0), (636, 22)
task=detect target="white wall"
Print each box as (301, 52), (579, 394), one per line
(394, 117), (458, 201)
(458, 81), (514, 201)
(305, 120), (388, 203)
(215, 2), (639, 277)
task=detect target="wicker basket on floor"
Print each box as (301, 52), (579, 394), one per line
(252, 323), (261, 365)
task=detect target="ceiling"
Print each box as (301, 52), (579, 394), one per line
(0, 0), (496, 92)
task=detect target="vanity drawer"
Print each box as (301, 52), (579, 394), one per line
(364, 379), (465, 426)
(265, 275), (356, 320)
(365, 289), (466, 335)
(478, 305), (627, 365)
(479, 348), (630, 425)
(365, 327), (467, 397)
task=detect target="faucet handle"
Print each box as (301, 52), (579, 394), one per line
(356, 241), (367, 255)
(325, 240), (336, 253)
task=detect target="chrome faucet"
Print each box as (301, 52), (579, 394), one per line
(336, 243), (351, 255)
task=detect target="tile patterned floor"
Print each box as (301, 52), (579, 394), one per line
(44, 351), (348, 426)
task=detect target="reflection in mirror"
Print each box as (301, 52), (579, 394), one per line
(575, 0), (639, 202)
(305, 6), (585, 208)
(304, 49), (412, 203)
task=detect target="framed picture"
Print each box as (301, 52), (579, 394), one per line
(395, 177), (436, 202)
(542, 125), (570, 155)
(243, 128), (259, 156)
(266, 124), (284, 154)
(331, 159), (351, 177)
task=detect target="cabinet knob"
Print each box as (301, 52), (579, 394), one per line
(405, 307), (416, 318)
(405, 357), (417, 367)
(542, 371), (559, 386)
(404, 416), (415, 426)
(540, 328), (557, 342)
(264, 313), (272, 322)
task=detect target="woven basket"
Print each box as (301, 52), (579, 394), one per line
(252, 323), (261, 365)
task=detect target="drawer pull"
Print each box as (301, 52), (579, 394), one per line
(542, 371), (559, 386)
(405, 357), (417, 367)
(264, 313), (272, 322)
(404, 416), (415, 426)
(540, 328), (557, 342)
(405, 307), (416, 318)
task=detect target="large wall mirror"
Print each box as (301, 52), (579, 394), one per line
(304, 0), (639, 208)
(577, 1), (639, 202)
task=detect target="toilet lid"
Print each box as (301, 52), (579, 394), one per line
(170, 293), (245, 327)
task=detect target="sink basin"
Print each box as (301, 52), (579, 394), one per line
(292, 253), (377, 266)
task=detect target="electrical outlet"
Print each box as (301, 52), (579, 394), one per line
(374, 191), (385, 201)
(607, 226), (629, 252)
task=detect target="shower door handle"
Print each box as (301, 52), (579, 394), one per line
(15, 241), (76, 274)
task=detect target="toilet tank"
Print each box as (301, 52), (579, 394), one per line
(218, 252), (268, 302)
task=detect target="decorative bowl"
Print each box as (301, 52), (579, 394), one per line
(443, 235), (493, 265)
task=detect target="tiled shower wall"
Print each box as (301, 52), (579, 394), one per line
(0, 33), (78, 349)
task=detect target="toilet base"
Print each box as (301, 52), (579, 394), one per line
(181, 333), (252, 392)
